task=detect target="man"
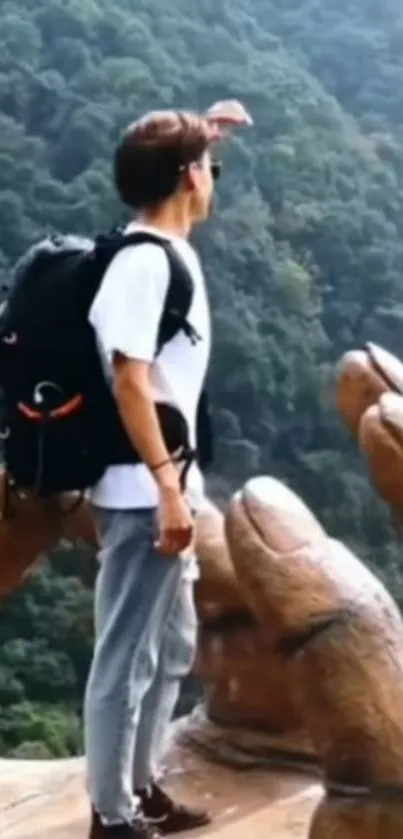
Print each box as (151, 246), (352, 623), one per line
(84, 104), (251, 839)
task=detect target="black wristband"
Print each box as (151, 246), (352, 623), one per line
(150, 457), (173, 474)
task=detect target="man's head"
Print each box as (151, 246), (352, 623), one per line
(114, 110), (220, 229)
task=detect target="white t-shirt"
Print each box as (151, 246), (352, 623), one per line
(88, 223), (211, 511)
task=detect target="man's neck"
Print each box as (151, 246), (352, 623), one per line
(136, 203), (192, 240)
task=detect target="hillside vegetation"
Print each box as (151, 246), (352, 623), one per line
(1, 0), (403, 756)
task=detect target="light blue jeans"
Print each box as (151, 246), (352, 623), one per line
(83, 507), (198, 825)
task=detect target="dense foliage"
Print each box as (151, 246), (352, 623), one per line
(1, 0), (403, 755)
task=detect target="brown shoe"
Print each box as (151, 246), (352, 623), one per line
(136, 784), (211, 834)
(89, 807), (161, 839)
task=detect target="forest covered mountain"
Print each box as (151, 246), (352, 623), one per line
(1, 0), (403, 756)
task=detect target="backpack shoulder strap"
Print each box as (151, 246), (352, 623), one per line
(109, 230), (195, 354)
(157, 240), (195, 353)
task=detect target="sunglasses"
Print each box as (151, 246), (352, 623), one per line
(210, 160), (222, 181)
(180, 159), (222, 181)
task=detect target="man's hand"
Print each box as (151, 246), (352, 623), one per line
(156, 479), (194, 556)
(204, 100), (253, 139)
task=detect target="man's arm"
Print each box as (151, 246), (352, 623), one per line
(112, 355), (194, 554)
(112, 354), (180, 493)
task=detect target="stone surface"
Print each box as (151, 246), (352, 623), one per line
(309, 796), (403, 839)
(0, 724), (321, 839)
(179, 707), (316, 773)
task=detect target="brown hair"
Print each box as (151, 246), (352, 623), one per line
(114, 110), (214, 210)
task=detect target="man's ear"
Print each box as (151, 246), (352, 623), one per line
(183, 165), (199, 193)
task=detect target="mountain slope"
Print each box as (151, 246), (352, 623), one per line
(1, 0), (403, 756)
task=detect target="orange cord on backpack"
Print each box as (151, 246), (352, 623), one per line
(17, 393), (83, 421)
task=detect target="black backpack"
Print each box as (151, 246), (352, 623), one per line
(0, 229), (213, 496)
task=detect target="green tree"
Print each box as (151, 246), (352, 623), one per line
(1, 0), (403, 754)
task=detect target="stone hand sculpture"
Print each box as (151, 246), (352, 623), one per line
(0, 475), (97, 602)
(226, 475), (403, 838)
(337, 341), (403, 518)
